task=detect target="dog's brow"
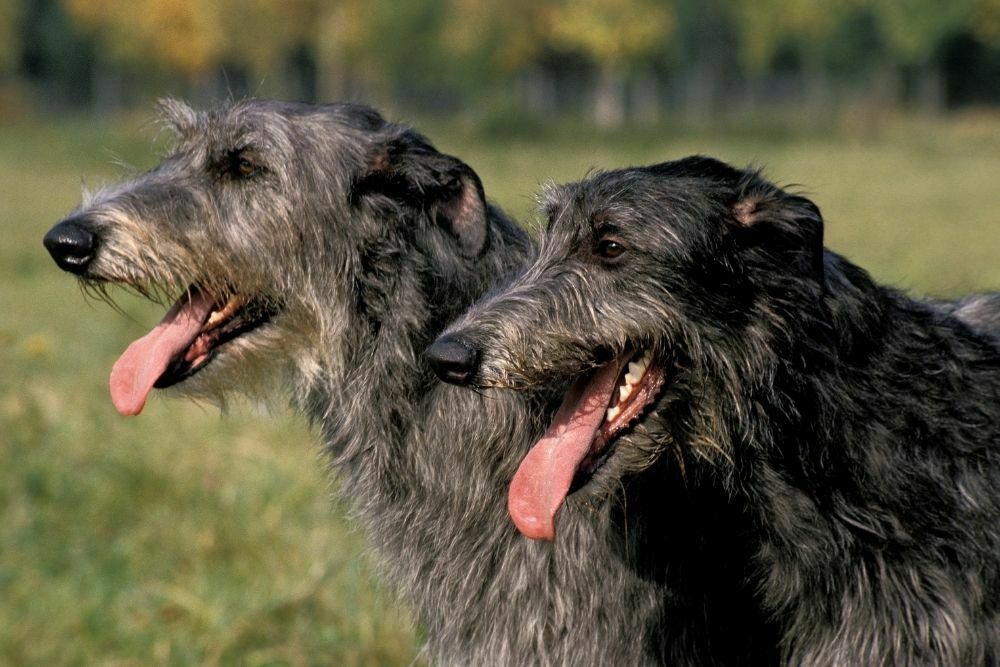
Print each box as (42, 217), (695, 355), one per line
(591, 214), (620, 236)
(546, 193), (574, 232)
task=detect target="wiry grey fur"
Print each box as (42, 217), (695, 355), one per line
(435, 156), (1000, 666)
(42, 101), (775, 665)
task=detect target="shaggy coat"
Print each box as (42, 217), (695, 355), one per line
(43, 103), (779, 664)
(434, 156), (1000, 666)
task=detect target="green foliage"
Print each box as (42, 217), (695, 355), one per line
(972, 0), (1000, 45)
(0, 0), (22, 75)
(870, 0), (972, 64)
(63, 0), (317, 79)
(440, 0), (548, 91)
(27, 0), (994, 113)
(544, 0), (675, 66)
(729, 0), (850, 72)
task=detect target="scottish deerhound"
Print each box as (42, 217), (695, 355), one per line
(42, 101), (774, 665)
(428, 156), (1000, 665)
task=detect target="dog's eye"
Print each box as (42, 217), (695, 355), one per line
(221, 149), (263, 181)
(596, 238), (626, 260)
(236, 158), (257, 178)
(231, 156), (263, 180)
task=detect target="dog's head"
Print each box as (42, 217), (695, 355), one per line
(427, 156), (826, 539)
(43, 99), (505, 415)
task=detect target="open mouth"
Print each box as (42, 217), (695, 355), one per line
(109, 285), (277, 416)
(507, 349), (666, 541)
(579, 350), (665, 476)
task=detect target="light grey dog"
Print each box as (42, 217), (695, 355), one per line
(43, 99), (748, 666)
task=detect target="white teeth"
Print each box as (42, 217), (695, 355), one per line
(205, 296), (243, 329)
(625, 359), (648, 387)
(607, 351), (654, 425)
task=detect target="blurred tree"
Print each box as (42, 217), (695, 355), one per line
(543, 0), (675, 125)
(65, 0), (222, 108)
(439, 0), (556, 117)
(65, 0), (221, 78)
(21, 0), (98, 108)
(305, 0), (373, 102)
(443, 1), (547, 81)
(6, 0), (998, 119)
(298, 0), (461, 108)
(869, 0), (973, 112)
(729, 0), (847, 73)
(872, 0), (970, 64)
(63, 0), (320, 102)
(213, 0), (315, 97)
(356, 1), (455, 105)
(671, 0), (735, 120)
(0, 0), (22, 76)
(443, 0), (547, 77)
(725, 1), (866, 116)
(972, 0), (1000, 45)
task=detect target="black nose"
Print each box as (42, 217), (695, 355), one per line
(43, 217), (98, 274)
(426, 336), (480, 385)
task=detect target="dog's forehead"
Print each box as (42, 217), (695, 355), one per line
(165, 101), (381, 157)
(215, 102), (305, 149)
(541, 169), (654, 229)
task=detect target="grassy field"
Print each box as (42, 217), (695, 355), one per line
(2, 112), (999, 665)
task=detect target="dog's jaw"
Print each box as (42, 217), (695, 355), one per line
(506, 349), (667, 540)
(588, 350), (666, 467)
(109, 285), (278, 415)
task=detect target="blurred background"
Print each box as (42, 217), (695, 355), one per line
(5, 0), (1000, 128)
(2, 1), (999, 665)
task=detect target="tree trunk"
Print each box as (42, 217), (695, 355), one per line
(860, 64), (901, 139)
(521, 67), (556, 115)
(683, 61), (719, 124)
(593, 63), (626, 128)
(630, 69), (659, 125)
(91, 60), (123, 116)
(916, 63), (945, 115)
(801, 61), (836, 128)
(313, 16), (348, 104)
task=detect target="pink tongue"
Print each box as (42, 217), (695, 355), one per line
(507, 358), (625, 540)
(109, 291), (214, 416)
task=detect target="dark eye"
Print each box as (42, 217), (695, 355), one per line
(236, 157), (257, 178)
(221, 149), (263, 181)
(596, 238), (626, 260)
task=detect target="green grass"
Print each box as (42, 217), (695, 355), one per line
(2, 112), (999, 665)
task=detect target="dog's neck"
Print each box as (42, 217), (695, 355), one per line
(298, 210), (780, 664)
(693, 253), (1000, 663)
(314, 205), (532, 465)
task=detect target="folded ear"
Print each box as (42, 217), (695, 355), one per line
(732, 184), (825, 283)
(354, 130), (488, 258)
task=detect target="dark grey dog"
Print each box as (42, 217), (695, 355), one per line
(429, 156), (1000, 666)
(947, 293), (1000, 333)
(43, 101), (773, 665)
